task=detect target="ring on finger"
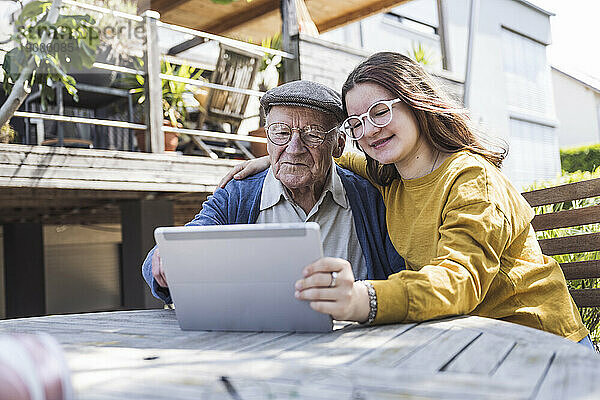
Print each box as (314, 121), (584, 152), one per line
(329, 271), (338, 288)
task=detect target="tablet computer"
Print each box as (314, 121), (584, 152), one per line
(154, 222), (333, 332)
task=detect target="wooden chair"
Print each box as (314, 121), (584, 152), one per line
(522, 178), (600, 307)
(195, 43), (262, 159)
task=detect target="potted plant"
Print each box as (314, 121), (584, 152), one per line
(122, 60), (204, 151)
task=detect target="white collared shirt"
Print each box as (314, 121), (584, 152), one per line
(256, 166), (367, 279)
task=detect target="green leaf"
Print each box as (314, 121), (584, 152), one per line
(2, 48), (26, 82)
(135, 74), (145, 86)
(16, 1), (51, 26)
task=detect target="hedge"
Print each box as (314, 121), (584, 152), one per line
(560, 144), (600, 173)
(524, 167), (600, 343)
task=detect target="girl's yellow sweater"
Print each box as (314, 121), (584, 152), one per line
(338, 150), (588, 341)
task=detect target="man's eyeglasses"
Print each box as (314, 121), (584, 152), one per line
(340, 98), (402, 140)
(266, 123), (337, 148)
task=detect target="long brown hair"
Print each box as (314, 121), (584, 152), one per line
(342, 52), (507, 186)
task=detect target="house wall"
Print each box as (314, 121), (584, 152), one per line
(444, 0), (558, 189)
(552, 69), (600, 148)
(299, 35), (369, 93)
(0, 224), (122, 319)
(44, 225), (122, 314)
(321, 0), (442, 69)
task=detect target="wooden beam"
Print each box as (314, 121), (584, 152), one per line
(522, 178), (600, 207)
(143, 10), (165, 153)
(280, 0), (300, 82)
(316, 0), (409, 33)
(201, 0), (279, 35)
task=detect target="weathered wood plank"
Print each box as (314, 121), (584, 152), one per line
(395, 327), (481, 372)
(569, 288), (600, 308)
(0, 147), (237, 173)
(352, 323), (448, 368)
(0, 143), (238, 166)
(531, 205), (600, 231)
(274, 324), (379, 365)
(533, 351), (600, 399)
(425, 316), (583, 352)
(492, 344), (555, 398)
(522, 178), (600, 207)
(561, 260), (600, 280)
(0, 176), (214, 192)
(0, 144), (240, 191)
(443, 332), (516, 375)
(538, 232), (600, 255)
(0, 165), (220, 185)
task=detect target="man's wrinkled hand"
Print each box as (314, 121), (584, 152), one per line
(152, 249), (168, 288)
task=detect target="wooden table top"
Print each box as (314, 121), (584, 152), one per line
(1, 309), (598, 399)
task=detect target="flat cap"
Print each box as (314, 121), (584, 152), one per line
(260, 80), (345, 122)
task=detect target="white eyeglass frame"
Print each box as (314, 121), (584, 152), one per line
(341, 98), (402, 140)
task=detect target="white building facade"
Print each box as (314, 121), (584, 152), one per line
(551, 67), (600, 149)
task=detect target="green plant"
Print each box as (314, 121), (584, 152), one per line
(1, 1), (99, 112)
(257, 34), (282, 91)
(0, 122), (17, 143)
(524, 167), (600, 343)
(63, 0), (141, 66)
(406, 42), (432, 66)
(123, 59), (204, 127)
(560, 144), (600, 173)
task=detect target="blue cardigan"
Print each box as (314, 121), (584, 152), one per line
(142, 166), (405, 303)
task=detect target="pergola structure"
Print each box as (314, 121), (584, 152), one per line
(146, 0), (411, 82)
(148, 0), (410, 44)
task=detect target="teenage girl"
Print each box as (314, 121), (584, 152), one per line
(222, 52), (589, 344)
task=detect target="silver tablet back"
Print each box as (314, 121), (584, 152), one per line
(154, 223), (332, 332)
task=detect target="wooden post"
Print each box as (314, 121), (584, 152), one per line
(280, 0), (301, 83)
(56, 83), (64, 147)
(3, 223), (46, 318)
(120, 199), (173, 309)
(142, 10), (164, 153)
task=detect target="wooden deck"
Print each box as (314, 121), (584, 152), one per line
(0, 144), (241, 225)
(1, 309), (598, 399)
(0, 144), (239, 192)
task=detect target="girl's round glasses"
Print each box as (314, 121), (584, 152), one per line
(340, 98), (402, 140)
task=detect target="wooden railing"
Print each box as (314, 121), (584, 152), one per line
(8, 2), (295, 156)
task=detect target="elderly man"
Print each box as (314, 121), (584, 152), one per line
(142, 80), (403, 304)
